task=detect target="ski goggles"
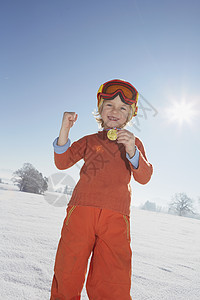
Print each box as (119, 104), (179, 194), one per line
(97, 79), (139, 117)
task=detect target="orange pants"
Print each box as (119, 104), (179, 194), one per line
(50, 206), (132, 300)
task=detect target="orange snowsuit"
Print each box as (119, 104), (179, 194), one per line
(50, 131), (153, 299)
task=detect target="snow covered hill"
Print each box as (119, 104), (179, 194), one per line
(0, 186), (200, 300)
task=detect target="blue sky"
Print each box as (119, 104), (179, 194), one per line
(1, 0), (200, 207)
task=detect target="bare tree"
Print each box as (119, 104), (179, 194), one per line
(169, 193), (195, 216)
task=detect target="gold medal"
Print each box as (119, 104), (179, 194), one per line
(107, 128), (118, 141)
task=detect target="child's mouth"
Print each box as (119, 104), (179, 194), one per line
(108, 116), (119, 121)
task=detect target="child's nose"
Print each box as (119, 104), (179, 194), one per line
(111, 107), (119, 113)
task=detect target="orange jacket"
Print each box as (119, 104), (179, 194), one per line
(54, 130), (153, 216)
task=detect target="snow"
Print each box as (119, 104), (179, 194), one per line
(0, 185), (200, 300)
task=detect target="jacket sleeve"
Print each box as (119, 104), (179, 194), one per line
(131, 137), (153, 184)
(54, 136), (87, 170)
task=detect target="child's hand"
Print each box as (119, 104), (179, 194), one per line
(57, 112), (78, 146)
(117, 129), (136, 158)
(61, 112), (78, 130)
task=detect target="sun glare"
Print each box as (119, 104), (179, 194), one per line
(167, 100), (198, 126)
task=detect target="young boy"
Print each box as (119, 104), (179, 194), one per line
(50, 79), (153, 300)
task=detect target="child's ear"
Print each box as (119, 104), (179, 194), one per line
(127, 106), (134, 122)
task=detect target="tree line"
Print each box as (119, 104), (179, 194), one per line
(6, 163), (200, 219)
(142, 193), (200, 219)
(10, 163), (73, 196)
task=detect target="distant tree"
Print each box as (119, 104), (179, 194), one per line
(0, 178), (2, 183)
(12, 163), (48, 194)
(156, 205), (163, 213)
(64, 185), (74, 195)
(142, 201), (156, 211)
(169, 193), (195, 216)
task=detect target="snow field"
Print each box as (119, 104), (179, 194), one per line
(0, 187), (200, 300)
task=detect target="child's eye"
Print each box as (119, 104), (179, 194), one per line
(121, 107), (126, 111)
(107, 103), (112, 107)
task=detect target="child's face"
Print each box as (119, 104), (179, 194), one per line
(100, 95), (131, 129)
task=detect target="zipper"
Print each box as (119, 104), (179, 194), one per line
(123, 215), (130, 240)
(65, 206), (76, 226)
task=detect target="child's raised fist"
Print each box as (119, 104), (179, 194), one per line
(61, 112), (78, 130)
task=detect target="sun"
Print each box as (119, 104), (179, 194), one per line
(167, 100), (197, 126)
